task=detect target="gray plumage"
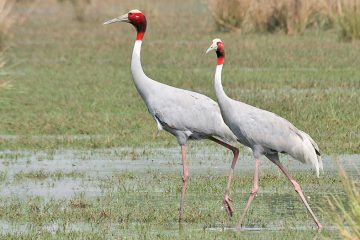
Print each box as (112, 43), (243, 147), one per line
(209, 40), (322, 177)
(207, 38), (323, 229)
(132, 41), (237, 145)
(104, 10), (240, 221)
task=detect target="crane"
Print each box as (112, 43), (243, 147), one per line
(103, 10), (240, 221)
(206, 38), (323, 230)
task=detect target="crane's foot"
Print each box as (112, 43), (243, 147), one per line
(223, 195), (234, 217)
(317, 222), (323, 231)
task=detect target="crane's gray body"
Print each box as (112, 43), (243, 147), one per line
(214, 65), (322, 176)
(130, 41), (236, 145)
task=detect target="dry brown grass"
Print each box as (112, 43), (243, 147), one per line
(0, 0), (38, 49)
(248, 0), (310, 34)
(208, 0), (322, 33)
(0, 0), (15, 89)
(0, 0), (16, 48)
(58, 0), (92, 22)
(207, 0), (357, 36)
(0, 0), (38, 89)
(337, 0), (360, 41)
(208, 0), (251, 31)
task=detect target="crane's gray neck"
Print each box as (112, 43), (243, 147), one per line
(131, 40), (152, 100)
(214, 64), (230, 104)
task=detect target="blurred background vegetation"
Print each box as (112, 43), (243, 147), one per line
(4, 0), (360, 41)
(209, 0), (360, 41)
(0, 0), (358, 152)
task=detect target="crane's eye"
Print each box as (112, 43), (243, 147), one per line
(129, 12), (133, 16)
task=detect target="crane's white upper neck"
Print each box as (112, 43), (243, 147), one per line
(131, 40), (145, 78)
(214, 64), (230, 103)
(215, 64), (223, 80)
(130, 39), (154, 102)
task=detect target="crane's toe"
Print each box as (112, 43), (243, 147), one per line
(224, 195), (234, 217)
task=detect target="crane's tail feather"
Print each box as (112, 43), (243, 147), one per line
(298, 130), (323, 178)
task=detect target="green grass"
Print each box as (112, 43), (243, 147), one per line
(0, 170), (344, 239)
(13, 170), (84, 181)
(0, 0), (359, 153)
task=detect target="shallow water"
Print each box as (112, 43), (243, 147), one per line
(0, 147), (358, 238)
(0, 147), (359, 199)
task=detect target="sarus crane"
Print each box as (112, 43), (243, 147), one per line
(104, 10), (240, 221)
(206, 38), (323, 230)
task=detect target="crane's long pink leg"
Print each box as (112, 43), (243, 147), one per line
(237, 159), (260, 229)
(179, 145), (188, 222)
(209, 137), (239, 217)
(273, 160), (323, 230)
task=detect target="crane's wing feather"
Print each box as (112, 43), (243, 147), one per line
(226, 100), (322, 176)
(224, 100), (304, 152)
(148, 85), (235, 141)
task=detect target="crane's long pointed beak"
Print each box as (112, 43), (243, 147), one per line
(205, 46), (214, 54)
(103, 14), (129, 25)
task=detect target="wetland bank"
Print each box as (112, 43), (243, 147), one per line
(0, 0), (359, 239)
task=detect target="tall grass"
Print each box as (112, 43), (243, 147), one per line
(0, 0), (16, 49)
(208, 0), (360, 39)
(208, 0), (334, 34)
(324, 161), (360, 239)
(58, 0), (91, 22)
(0, 0), (15, 90)
(0, 53), (6, 89)
(247, 0), (312, 34)
(0, 0), (37, 90)
(338, 0), (360, 41)
(208, 0), (250, 31)
(0, 0), (37, 49)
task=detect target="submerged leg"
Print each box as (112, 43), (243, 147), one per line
(209, 137), (239, 217)
(273, 160), (323, 230)
(237, 159), (260, 229)
(179, 144), (188, 222)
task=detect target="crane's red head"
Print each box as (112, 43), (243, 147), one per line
(206, 39), (225, 65)
(103, 9), (147, 41)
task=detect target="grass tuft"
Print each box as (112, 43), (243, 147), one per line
(323, 160), (360, 239)
(338, 0), (360, 41)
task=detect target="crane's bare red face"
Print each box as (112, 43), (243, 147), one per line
(216, 42), (225, 57)
(206, 39), (225, 65)
(103, 10), (147, 40)
(216, 42), (225, 65)
(128, 11), (147, 36)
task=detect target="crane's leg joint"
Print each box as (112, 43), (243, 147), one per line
(291, 179), (301, 192)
